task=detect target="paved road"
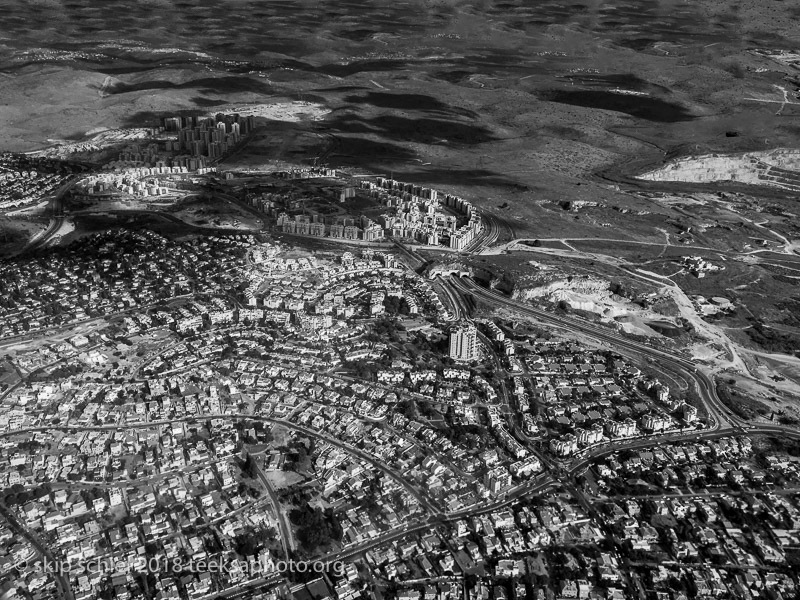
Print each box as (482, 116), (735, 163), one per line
(431, 278), (464, 321)
(463, 210), (502, 253)
(391, 239), (427, 271)
(0, 503), (75, 600)
(0, 294), (192, 350)
(318, 477), (557, 564)
(268, 418), (444, 517)
(17, 176), (74, 254)
(252, 459), (295, 558)
(6, 256), (799, 600)
(445, 277), (800, 474)
(0, 411), (441, 519)
(449, 276), (739, 431)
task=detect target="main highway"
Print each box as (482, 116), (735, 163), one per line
(19, 177), (73, 254)
(462, 210), (509, 253)
(252, 459), (295, 559)
(447, 275), (742, 433)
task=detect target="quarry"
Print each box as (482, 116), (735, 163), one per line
(638, 148), (800, 192)
(509, 265), (685, 339)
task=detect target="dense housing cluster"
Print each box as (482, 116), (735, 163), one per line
(0, 231), (246, 338)
(259, 175), (483, 249)
(362, 177), (483, 250)
(0, 153), (76, 211)
(0, 214), (796, 600)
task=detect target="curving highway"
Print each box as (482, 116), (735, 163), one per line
(448, 276), (745, 433)
(19, 178), (72, 254)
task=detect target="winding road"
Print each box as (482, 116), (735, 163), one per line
(447, 276), (739, 431)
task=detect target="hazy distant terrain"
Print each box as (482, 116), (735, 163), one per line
(1, 0), (798, 170)
(1, 0), (799, 244)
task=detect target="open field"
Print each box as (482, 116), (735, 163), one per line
(166, 196), (263, 230)
(0, 217), (47, 256)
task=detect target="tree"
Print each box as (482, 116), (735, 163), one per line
(396, 399), (416, 419)
(241, 454), (258, 479)
(289, 502), (342, 552)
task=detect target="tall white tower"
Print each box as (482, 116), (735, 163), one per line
(449, 322), (478, 362)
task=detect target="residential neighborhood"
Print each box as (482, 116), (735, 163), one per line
(0, 222), (797, 600)
(2, 2), (800, 600)
(0, 106), (795, 600)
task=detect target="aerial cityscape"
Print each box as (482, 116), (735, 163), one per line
(0, 2), (799, 600)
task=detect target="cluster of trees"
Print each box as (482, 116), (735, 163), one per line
(30, 361), (84, 382)
(716, 379), (770, 420)
(416, 401), (440, 420)
(366, 316), (404, 344)
(80, 487), (105, 505)
(345, 351), (401, 380)
(234, 525), (278, 557)
(383, 296), (411, 316)
(234, 420), (273, 446)
(237, 481), (261, 499)
(412, 330), (448, 352)
(345, 360), (378, 381)
(240, 454), (258, 479)
(17, 439), (43, 453)
(746, 321), (800, 357)
(440, 422), (487, 448)
(4, 482), (50, 506)
(289, 501), (343, 552)
(396, 399), (416, 419)
(285, 441), (309, 470)
(503, 321), (552, 342)
(763, 435), (800, 458)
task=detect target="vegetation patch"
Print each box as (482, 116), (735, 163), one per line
(716, 379), (771, 420)
(744, 321), (800, 356)
(289, 501), (343, 553)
